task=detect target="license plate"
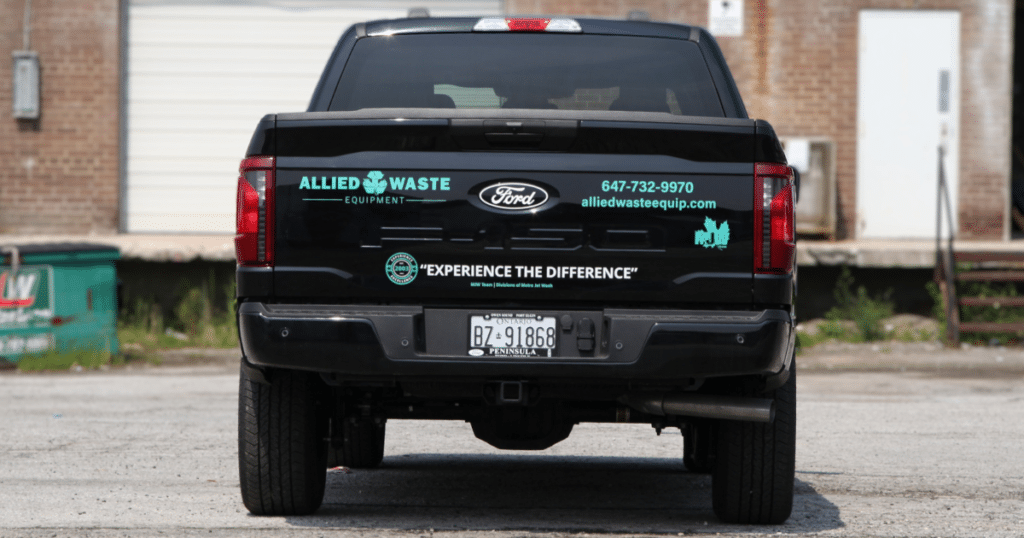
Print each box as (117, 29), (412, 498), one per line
(469, 313), (558, 358)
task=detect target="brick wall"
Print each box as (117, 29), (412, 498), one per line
(0, 1), (1011, 239)
(0, 0), (121, 234)
(507, 0), (1013, 239)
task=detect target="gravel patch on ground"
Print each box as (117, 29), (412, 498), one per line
(798, 340), (1024, 375)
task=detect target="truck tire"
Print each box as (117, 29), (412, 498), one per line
(683, 420), (714, 474)
(238, 366), (327, 516)
(327, 419), (386, 469)
(711, 367), (796, 524)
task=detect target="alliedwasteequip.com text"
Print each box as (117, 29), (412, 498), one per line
(580, 196), (717, 210)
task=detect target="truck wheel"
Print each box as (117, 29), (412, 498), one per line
(327, 419), (386, 469)
(711, 368), (796, 524)
(683, 420), (714, 474)
(238, 366), (327, 515)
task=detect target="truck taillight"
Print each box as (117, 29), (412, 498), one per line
(754, 162), (795, 274)
(236, 156), (275, 266)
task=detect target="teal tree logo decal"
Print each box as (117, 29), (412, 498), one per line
(695, 217), (730, 250)
(363, 171), (387, 195)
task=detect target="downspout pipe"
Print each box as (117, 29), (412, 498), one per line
(22, 0), (32, 50)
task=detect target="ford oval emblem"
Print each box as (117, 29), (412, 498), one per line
(479, 182), (549, 211)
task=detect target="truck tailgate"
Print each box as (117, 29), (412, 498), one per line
(265, 115), (766, 307)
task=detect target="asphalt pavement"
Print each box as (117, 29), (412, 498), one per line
(0, 342), (1021, 538)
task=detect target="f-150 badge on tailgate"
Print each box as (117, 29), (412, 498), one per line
(479, 182), (549, 211)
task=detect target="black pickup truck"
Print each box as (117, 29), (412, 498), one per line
(235, 15), (797, 524)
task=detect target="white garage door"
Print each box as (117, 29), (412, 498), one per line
(126, 0), (501, 233)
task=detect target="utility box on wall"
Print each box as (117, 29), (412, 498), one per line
(781, 138), (837, 238)
(0, 244), (120, 364)
(12, 51), (40, 120)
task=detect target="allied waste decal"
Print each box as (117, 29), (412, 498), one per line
(301, 171), (450, 205)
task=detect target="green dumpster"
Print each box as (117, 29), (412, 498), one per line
(0, 243), (120, 364)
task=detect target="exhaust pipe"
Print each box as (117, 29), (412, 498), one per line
(622, 393), (775, 423)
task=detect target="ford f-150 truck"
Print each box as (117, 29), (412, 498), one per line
(235, 15), (797, 525)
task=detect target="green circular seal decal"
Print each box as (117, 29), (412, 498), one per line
(385, 252), (418, 285)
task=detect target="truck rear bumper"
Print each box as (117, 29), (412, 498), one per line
(238, 302), (793, 382)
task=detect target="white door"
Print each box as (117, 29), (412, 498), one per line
(856, 10), (960, 239)
(126, 0), (501, 233)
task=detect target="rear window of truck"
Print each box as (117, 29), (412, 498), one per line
(329, 33), (725, 117)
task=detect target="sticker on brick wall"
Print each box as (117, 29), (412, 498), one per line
(709, 0), (743, 37)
